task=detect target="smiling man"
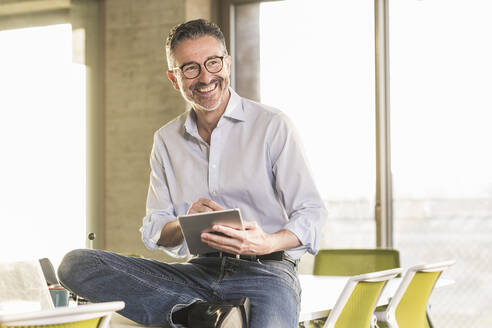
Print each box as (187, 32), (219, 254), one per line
(167, 33), (231, 144)
(58, 19), (327, 328)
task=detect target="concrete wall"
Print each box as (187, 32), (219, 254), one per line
(103, 0), (214, 261)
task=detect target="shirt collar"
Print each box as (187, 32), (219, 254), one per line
(183, 108), (198, 137)
(222, 88), (245, 122)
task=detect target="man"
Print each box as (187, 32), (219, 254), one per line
(58, 19), (327, 328)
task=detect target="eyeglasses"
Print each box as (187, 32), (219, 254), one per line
(170, 56), (225, 79)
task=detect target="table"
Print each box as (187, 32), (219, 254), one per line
(110, 275), (454, 326)
(298, 275), (454, 322)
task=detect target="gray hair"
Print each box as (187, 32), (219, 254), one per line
(166, 19), (228, 69)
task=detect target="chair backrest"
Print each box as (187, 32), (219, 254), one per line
(323, 268), (402, 328)
(382, 260), (455, 328)
(0, 301), (125, 328)
(314, 249), (400, 276)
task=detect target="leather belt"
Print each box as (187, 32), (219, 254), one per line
(201, 251), (298, 266)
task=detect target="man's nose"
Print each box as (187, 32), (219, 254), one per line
(197, 65), (214, 83)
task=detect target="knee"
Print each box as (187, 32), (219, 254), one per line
(57, 249), (97, 288)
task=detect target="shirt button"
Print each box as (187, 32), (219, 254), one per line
(213, 191), (217, 195)
(212, 164), (216, 169)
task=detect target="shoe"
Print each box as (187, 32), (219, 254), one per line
(188, 297), (250, 328)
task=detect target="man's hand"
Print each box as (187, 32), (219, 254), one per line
(157, 198), (224, 248)
(187, 198), (224, 214)
(201, 221), (300, 255)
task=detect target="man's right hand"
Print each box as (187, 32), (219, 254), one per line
(187, 198), (224, 214)
(157, 198), (224, 248)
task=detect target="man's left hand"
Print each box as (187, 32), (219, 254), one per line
(201, 221), (274, 255)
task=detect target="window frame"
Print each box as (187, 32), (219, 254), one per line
(219, 0), (394, 247)
(0, 0), (104, 249)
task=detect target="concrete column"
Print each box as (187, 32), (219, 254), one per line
(103, 0), (213, 261)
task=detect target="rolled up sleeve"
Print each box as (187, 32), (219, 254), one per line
(270, 113), (328, 255)
(139, 133), (188, 259)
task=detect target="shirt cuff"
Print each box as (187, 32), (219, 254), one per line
(283, 211), (326, 255)
(140, 213), (189, 259)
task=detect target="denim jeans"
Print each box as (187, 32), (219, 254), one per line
(57, 249), (301, 328)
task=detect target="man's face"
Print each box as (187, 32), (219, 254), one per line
(168, 36), (231, 112)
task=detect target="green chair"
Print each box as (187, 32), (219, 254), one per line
(374, 260), (455, 328)
(0, 301), (125, 328)
(318, 268), (402, 328)
(313, 249), (400, 276)
(302, 249), (400, 328)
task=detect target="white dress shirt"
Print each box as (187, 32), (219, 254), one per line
(140, 88), (327, 260)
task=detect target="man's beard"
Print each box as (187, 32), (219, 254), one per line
(183, 76), (229, 112)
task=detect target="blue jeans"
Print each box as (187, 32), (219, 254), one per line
(57, 249), (301, 328)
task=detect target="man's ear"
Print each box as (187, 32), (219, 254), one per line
(167, 70), (181, 91)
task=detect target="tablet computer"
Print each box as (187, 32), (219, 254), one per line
(178, 208), (244, 255)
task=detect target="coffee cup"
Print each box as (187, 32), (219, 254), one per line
(49, 287), (69, 307)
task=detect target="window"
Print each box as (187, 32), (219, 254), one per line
(0, 24), (86, 268)
(256, 0), (376, 271)
(390, 1), (492, 326)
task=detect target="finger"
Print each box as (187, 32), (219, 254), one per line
(201, 230), (243, 248)
(188, 198), (224, 214)
(198, 198), (224, 211)
(203, 240), (241, 254)
(201, 233), (242, 254)
(242, 220), (258, 230)
(187, 203), (214, 214)
(211, 225), (244, 240)
(201, 230), (235, 244)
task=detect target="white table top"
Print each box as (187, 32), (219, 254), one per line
(111, 275), (455, 326)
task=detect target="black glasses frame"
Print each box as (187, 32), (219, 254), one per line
(170, 56), (225, 79)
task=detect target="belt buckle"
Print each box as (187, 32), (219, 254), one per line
(219, 252), (240, 260)
(283, 254), (298, 267)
